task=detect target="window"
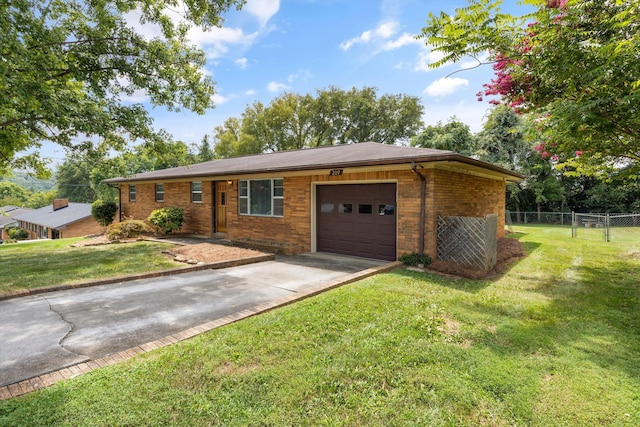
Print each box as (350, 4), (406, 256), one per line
(191, 181), (202, 203)
(358, 204), (373, 214)
(155, 183), (164, 202)
(239, 178), (284, 217)
(338, 203), (352, 214)
(379, 204), (395, 215)
(129, 185), (136, 202)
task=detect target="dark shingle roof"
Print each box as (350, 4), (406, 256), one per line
(13, 203), (93, 229)
(103, 142), (524, 183)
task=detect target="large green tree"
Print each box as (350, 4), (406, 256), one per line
(420, 0), (640, 170)
(211, 87), (424, 158)
(1, 0), (244, 177)
(410, 118), (477, 156)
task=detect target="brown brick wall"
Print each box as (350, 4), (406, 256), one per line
(117, 167), (506, 260)
(425, 169), (506, 257)
(59, 217), (104, 239)
(120, 181), (214, 235)
(226, 176), (312, 251)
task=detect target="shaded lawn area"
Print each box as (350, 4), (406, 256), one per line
(1, 226), (639, 426)
(0, 238), (181, 293)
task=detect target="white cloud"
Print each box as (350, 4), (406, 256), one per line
(423, 77), (469, 97)
(245, 89), (257, 96)
(191, 27), (259, 59)
(381, 33), (421, 51)
(245, 0), (280, 27)
(287, 69), (312, 83)
(414, 48), (448, 72)
(340, 21), (399, 50)
(235, 57), (249, 69)
(212, 93), (232, 105)
(267, 81), (290, 93)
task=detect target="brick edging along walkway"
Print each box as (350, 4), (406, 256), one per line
(0, 260), (402, 400)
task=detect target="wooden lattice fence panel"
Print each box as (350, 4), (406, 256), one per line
(437, 214), (498, 271)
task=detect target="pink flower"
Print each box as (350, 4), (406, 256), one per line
(575, 150), (583, 157)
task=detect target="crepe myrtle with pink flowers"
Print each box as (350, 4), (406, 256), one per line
(420, 0), (640, 172)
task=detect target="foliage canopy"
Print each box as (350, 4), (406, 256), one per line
(420, 0), (640, 171)
(1, 0), (244, 177)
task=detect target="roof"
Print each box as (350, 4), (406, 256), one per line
(0, 206), (33, 227)
(12, 203), (93, 229)
(103, 142), (525, 184)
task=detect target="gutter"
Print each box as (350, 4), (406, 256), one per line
(411, 162), (426, 255)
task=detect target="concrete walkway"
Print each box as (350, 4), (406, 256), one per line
(0, 252), (400, 400)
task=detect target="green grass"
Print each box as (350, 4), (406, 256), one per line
(0, 238), (181, 293)
(1, 225), (639, 426)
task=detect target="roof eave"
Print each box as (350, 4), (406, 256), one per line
(102, 153), (524, 184)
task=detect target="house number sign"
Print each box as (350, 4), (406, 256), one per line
(329, 169), (343, 176)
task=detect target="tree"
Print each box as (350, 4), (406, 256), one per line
(1, 0), (244, 177)
(91, 200), (118, 227)
(410, 117), (477, 156)
(0, 182), (31, 207)
(55, 155), (98, 203)
(195, 135), (216, 162)
(419, 0), (640, 171)
(211, 87), (424, 158)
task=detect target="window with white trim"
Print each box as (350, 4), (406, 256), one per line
(155, 183), (164, 202)
(191, 181), (202, 203)
(239, 178), (283, 217)
(129, 185), (136, 202)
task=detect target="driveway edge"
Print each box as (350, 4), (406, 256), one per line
(0, 254), (275, 302)
(0, 260), (402, 400)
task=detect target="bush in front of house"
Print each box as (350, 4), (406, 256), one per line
(148, 207), (184, 235)
(91, 200), (118, 226)
(7, 226), (29, 240)
(399, 252), (433, 267)
(106, 219), (150, 240)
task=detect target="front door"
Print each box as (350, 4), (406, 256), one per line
(216, 182), (227, 232)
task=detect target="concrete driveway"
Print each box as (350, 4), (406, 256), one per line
(0, 254), (393, 393)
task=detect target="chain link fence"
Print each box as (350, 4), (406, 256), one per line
(506, 211), (640, 242)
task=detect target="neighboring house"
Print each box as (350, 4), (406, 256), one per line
(12, 199), (103, 240)
(104, 142), (524, 261)
(0, 205), (34, 240)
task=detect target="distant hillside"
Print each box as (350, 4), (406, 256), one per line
(5, 170), (56, 192)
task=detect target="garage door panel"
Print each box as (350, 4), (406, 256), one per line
(317, 183), (397, 261)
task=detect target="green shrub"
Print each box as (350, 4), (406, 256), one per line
(148, 207), (184, 235)
(106, 219), (150, 240)
(91, 200), (118, 226)
(399, 252), (432, 267)
(7, 227), (29, 240)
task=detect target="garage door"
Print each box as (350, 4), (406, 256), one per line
(316, 183), (396, 261)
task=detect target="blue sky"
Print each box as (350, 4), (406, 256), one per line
(44, 0), (528, 163)
(137, 0), (532, 147)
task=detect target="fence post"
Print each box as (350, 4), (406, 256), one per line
(571, 211), (576, 238)
(605, 213), (610, 242)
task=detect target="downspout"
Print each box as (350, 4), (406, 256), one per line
(411, 162), (426, 255)
(107, 184), (122, 222)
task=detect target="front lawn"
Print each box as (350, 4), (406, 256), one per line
(1, 226), (639, 426)
(0, 238), (181, 293)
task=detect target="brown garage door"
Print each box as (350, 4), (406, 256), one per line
(317, 183), (396, 261)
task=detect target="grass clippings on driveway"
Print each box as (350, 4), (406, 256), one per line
(1, 225), (639, 426)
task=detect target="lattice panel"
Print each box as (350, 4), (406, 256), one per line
(437, 214), (497, 271)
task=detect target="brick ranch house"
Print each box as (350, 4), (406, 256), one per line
(12, 199), (103, 240)
(104, 142), (523, 261)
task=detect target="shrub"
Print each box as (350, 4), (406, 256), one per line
(106, 219), (150, 240)
(148, 207), (184, 235)
(91, 200), (118, 226)
(399, 252), (432, 267)
(7, 227), (29, 240)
